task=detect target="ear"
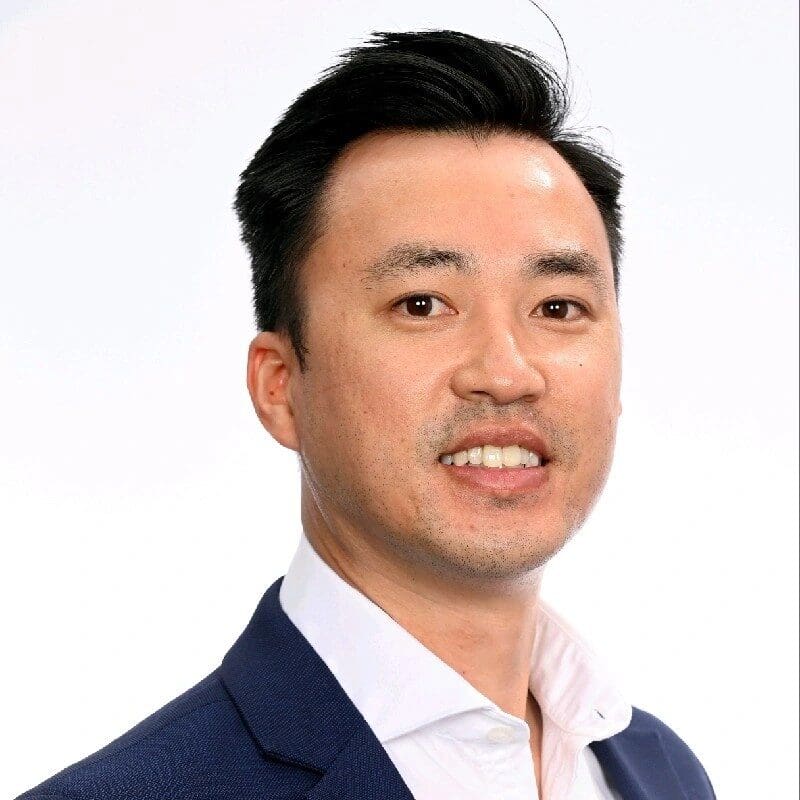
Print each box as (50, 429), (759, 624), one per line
(246, 331), (301, 452)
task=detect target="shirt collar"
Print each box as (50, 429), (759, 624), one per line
(279, 530), (631, 743)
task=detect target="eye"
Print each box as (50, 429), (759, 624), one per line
(391, 294), (589, 321)
(534, 298), (588, 321)
(392, 293), (451, 318)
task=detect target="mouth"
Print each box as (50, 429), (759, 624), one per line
(437, 456), (551, 495)
(435, 437), (552, 496)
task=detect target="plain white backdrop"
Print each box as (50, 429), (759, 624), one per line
(1, 1), (797, 797)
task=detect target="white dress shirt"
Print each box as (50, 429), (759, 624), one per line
(279, 531), (631, 800)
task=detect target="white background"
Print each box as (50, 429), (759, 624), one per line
(1, 1), (797, 797)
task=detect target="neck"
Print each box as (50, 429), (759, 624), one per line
(302, 507), (544, 722)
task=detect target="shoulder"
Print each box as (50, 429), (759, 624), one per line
(14, 671), (293, 800)
(623, 706), (717, 798)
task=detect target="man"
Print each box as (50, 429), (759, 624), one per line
(18, 29), (716, 800)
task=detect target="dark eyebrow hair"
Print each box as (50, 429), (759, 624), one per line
(359, 244), (476, 287)
(522, 249), (612, 296)
(359, 242), (612, 296)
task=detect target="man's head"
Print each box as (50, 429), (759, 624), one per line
(241, 30), (623, 588)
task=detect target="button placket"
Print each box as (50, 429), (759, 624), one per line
(480, 721), (532, 800)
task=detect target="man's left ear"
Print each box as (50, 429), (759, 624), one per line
(246, 331), (301, 452)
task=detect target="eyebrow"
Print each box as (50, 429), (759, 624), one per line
(359, 244), (474, 287)
(359, 243), (612, 296)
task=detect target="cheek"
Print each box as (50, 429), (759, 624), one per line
(545, 340), (621, 470)
(546, 345), (621, 517)
(310, 325), (423, 455)
(548, 335), (621, 414)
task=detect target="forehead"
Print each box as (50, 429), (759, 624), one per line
(311, 130), (613, 285)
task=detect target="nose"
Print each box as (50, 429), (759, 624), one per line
(449, 314), (546, 405)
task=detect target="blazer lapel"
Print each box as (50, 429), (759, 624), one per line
(589, 720), (690, 800)
(302, 725), (414, 800)
(219, 577), (414, 800)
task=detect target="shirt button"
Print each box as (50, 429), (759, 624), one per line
(486, 725), (515, 743)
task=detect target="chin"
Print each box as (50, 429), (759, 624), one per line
(406, 526), (563, 583)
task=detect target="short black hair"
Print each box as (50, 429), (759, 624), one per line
(235, 29), (623, 372)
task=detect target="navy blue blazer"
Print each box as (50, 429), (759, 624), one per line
(17, 577), (717, 799)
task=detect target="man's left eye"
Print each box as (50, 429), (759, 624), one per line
(534, 299), (588, 321)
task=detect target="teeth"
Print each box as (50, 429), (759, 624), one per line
(501, 445), (522, 467)
(482, 445), (503, 467)
(439, 445), (543, 468)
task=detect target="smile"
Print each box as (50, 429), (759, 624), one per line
(438, 444), (547, 469)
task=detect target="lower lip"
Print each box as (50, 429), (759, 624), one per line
(438, 461), (550, 495)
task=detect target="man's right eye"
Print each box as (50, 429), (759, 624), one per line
(392, 294), (451, 318)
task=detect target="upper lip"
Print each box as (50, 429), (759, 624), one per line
(441, 425), (550, 461)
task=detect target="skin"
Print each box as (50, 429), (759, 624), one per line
(247, 130), (622, 796)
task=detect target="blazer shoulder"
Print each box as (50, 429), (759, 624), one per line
(15, 671), (258, 800)
(629, 705), (717, 799)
